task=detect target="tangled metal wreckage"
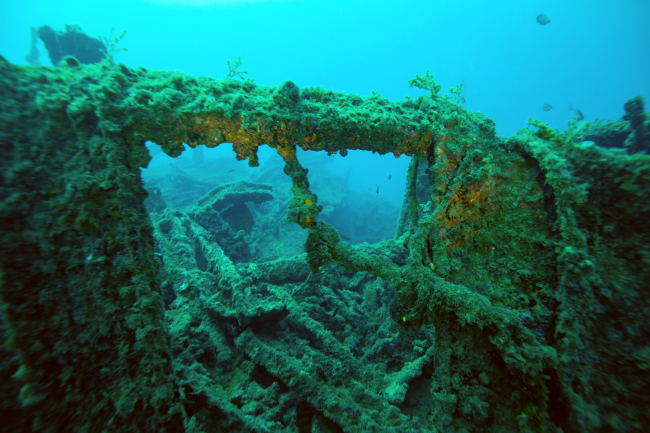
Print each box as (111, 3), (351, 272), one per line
(0, 55), (649, 432)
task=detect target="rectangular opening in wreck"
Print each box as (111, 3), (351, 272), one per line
(142, 138), (411, 264)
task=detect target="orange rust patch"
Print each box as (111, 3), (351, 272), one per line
(277, 145), (296, 160)
(434, 147), (546, 262)
(301, 133), (317, 143)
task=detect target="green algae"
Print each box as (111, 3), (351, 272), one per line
(1, 54), (649, 432)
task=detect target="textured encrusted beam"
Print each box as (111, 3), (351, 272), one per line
(115, 66), (481, 164)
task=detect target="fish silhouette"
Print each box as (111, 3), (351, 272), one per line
(569, 104), (585, 121)
(540, 104), (553, 112)
(536, 14), (551, 25)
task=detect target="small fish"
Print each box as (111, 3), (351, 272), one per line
(536, 14), (551, 25)
(540, 103), (553, 112)
(227, 169), (235, 173)
(459, 97), (466, 104)
(342, 235), (350, 241)
(569, 104), (585, 121)
(376, 186), (379, 194)
(389, 174), (391, 180)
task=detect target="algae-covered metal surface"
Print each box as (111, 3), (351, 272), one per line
(1, 54), (649, 432)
